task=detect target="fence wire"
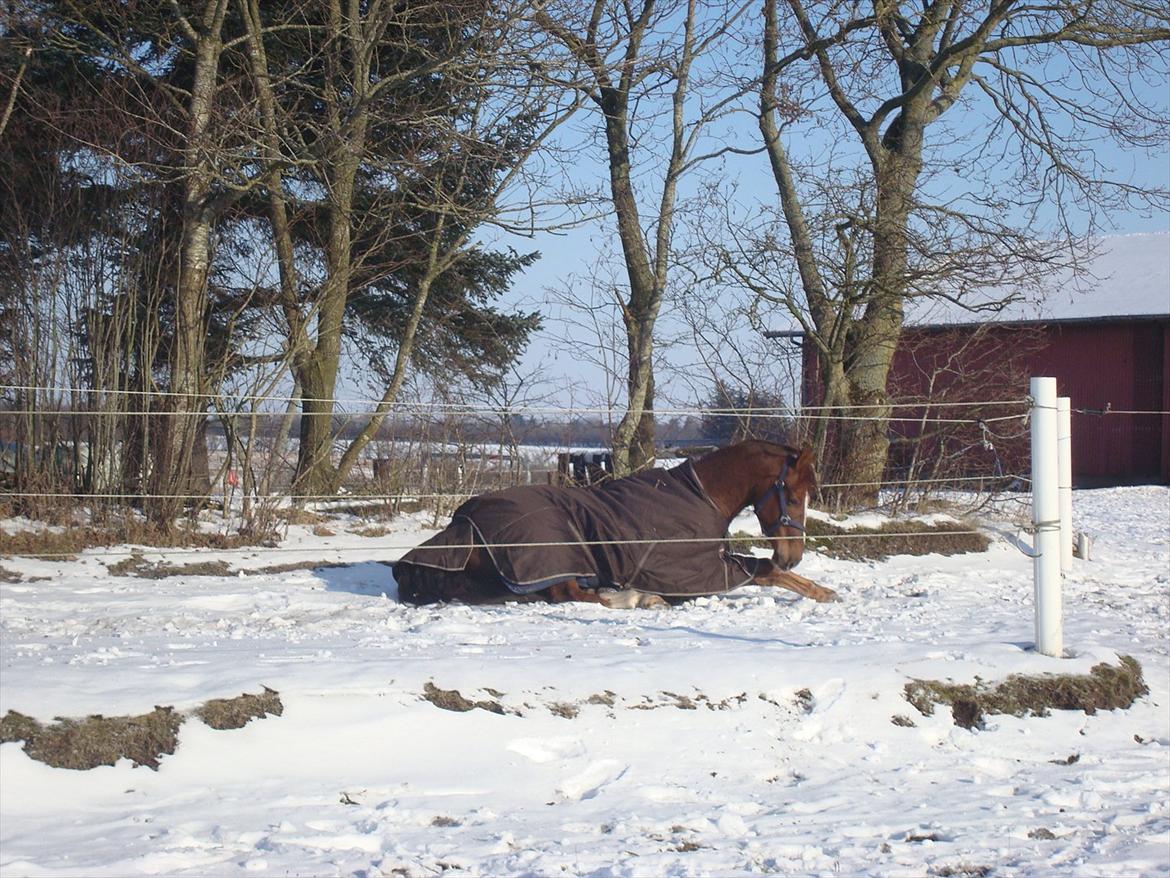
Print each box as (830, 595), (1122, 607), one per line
(0, 384), (1040, 563)
(2, 528), (992, 561)
(0, 472), (1033, 503)
(0, 383), (1030, 413)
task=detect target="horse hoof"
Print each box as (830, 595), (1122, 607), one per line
(815, 588), (841, 603)
(599, 589), (669, 610)
(635, 592), (670, 609)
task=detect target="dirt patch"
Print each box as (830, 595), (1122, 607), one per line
(808, 517), (989, 560)
(353, 525), (393, 538)
(0, 688), (283, 770)
(275, 508), (329, 525)
(730, 518), (989, 561)
(422, 682), (507, 715)
(0, 707), (182, 770)
(0, 565), (22, 583)
(195, 687), (283, 730)
(107, 556), (354, 579)
(904, 655), (1148, 730)
(249, 560), (352, 576)
(2, 524), (273, 560)
(662, 691), (698, 710)
(930, 865), (993, 878)
(548, 702), (579, 719)
(107, 554), (233, 579)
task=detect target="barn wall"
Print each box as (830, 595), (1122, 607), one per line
(1163, 322), (1170, 482)
(1024, 321), (1165, 484)
(797, 317), (1169, 486)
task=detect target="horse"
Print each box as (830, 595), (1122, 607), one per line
(393, 440), (839, 608)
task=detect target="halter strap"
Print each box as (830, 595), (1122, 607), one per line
(755, 458), (806, 536)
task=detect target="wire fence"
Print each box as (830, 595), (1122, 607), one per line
(3, 383), (1152, 563)
(0, 382), (1036, 423)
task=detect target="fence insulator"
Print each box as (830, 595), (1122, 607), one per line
(1030, 377), (1063, 658)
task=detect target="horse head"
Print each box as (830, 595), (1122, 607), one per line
(754, 445), (815, 571)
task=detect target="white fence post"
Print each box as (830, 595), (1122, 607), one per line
(1031, 377), (1063, 657)
(1057, 397), (1073, 574)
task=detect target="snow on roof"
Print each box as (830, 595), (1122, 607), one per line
(909, 232), (1170, 326)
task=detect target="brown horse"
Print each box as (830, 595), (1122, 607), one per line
(393, 440), (838, 608)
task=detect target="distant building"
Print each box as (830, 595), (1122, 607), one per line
(772, 233), (1170, 486)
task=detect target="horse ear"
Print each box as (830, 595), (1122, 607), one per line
(796, 445), (814, 467)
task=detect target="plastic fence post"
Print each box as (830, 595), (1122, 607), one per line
(1031, 377), (1063, 657)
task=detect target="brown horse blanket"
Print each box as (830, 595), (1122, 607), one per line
(394, 460), (756, 596)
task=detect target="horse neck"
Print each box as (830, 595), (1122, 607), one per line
(691, 444), (779, 521)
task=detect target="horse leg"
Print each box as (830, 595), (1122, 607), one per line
(750, 566), (839, 603)
(543, 578), (606, 606)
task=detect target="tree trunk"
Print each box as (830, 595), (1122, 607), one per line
(291, 13), (366, 495)
(150, 5), (228, 524)
(601, 84), (661, 475)
(833, 130), (922, 505)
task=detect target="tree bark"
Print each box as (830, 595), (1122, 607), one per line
(152, 0), (230, 524)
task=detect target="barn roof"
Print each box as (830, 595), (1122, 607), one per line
(907, 232), (1169, 327)
(763, 232), (1169, 338)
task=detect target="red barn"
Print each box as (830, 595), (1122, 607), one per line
(777, 233), (1170, 486)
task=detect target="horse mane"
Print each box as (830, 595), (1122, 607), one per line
(696, 439), (801, 465)
(691, 439), (816, 518)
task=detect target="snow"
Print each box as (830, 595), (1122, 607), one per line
(2, 487), (1168, 877)
(909, 232), (1170, 325)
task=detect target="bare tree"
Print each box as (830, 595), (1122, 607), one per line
(532, 0), (754, 474)
(746, 0), (1169, 504)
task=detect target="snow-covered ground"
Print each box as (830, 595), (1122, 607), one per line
(1, 486), (1167, 877)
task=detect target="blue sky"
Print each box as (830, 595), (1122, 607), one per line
(480, 30), (1170, 414)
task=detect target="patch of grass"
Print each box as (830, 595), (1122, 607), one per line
(904, 656), (1147, 730)
(422, 681), (507, 715)
(107, 556), (356, 579)
(805, 517), (989, 561)
(0, 688), (283, 771)
(548, 702), (579, 719)
(249, 560), (352, 576)
(729, 517), (989, 562)
(0, 565), (22, 583)
(2, 524), (273, 560)
(0, 707), (182, 770)
(352, 524), (393, 538)
(107, 554), (233, 579)
(195, 687), (283, 730)
(728, 531), (772, 554)
(930, 865), (994, 878)
(275, 508), (329, 525)
(661, 691), (698, 710)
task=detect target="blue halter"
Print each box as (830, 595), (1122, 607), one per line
(756, 457), (806, 537)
